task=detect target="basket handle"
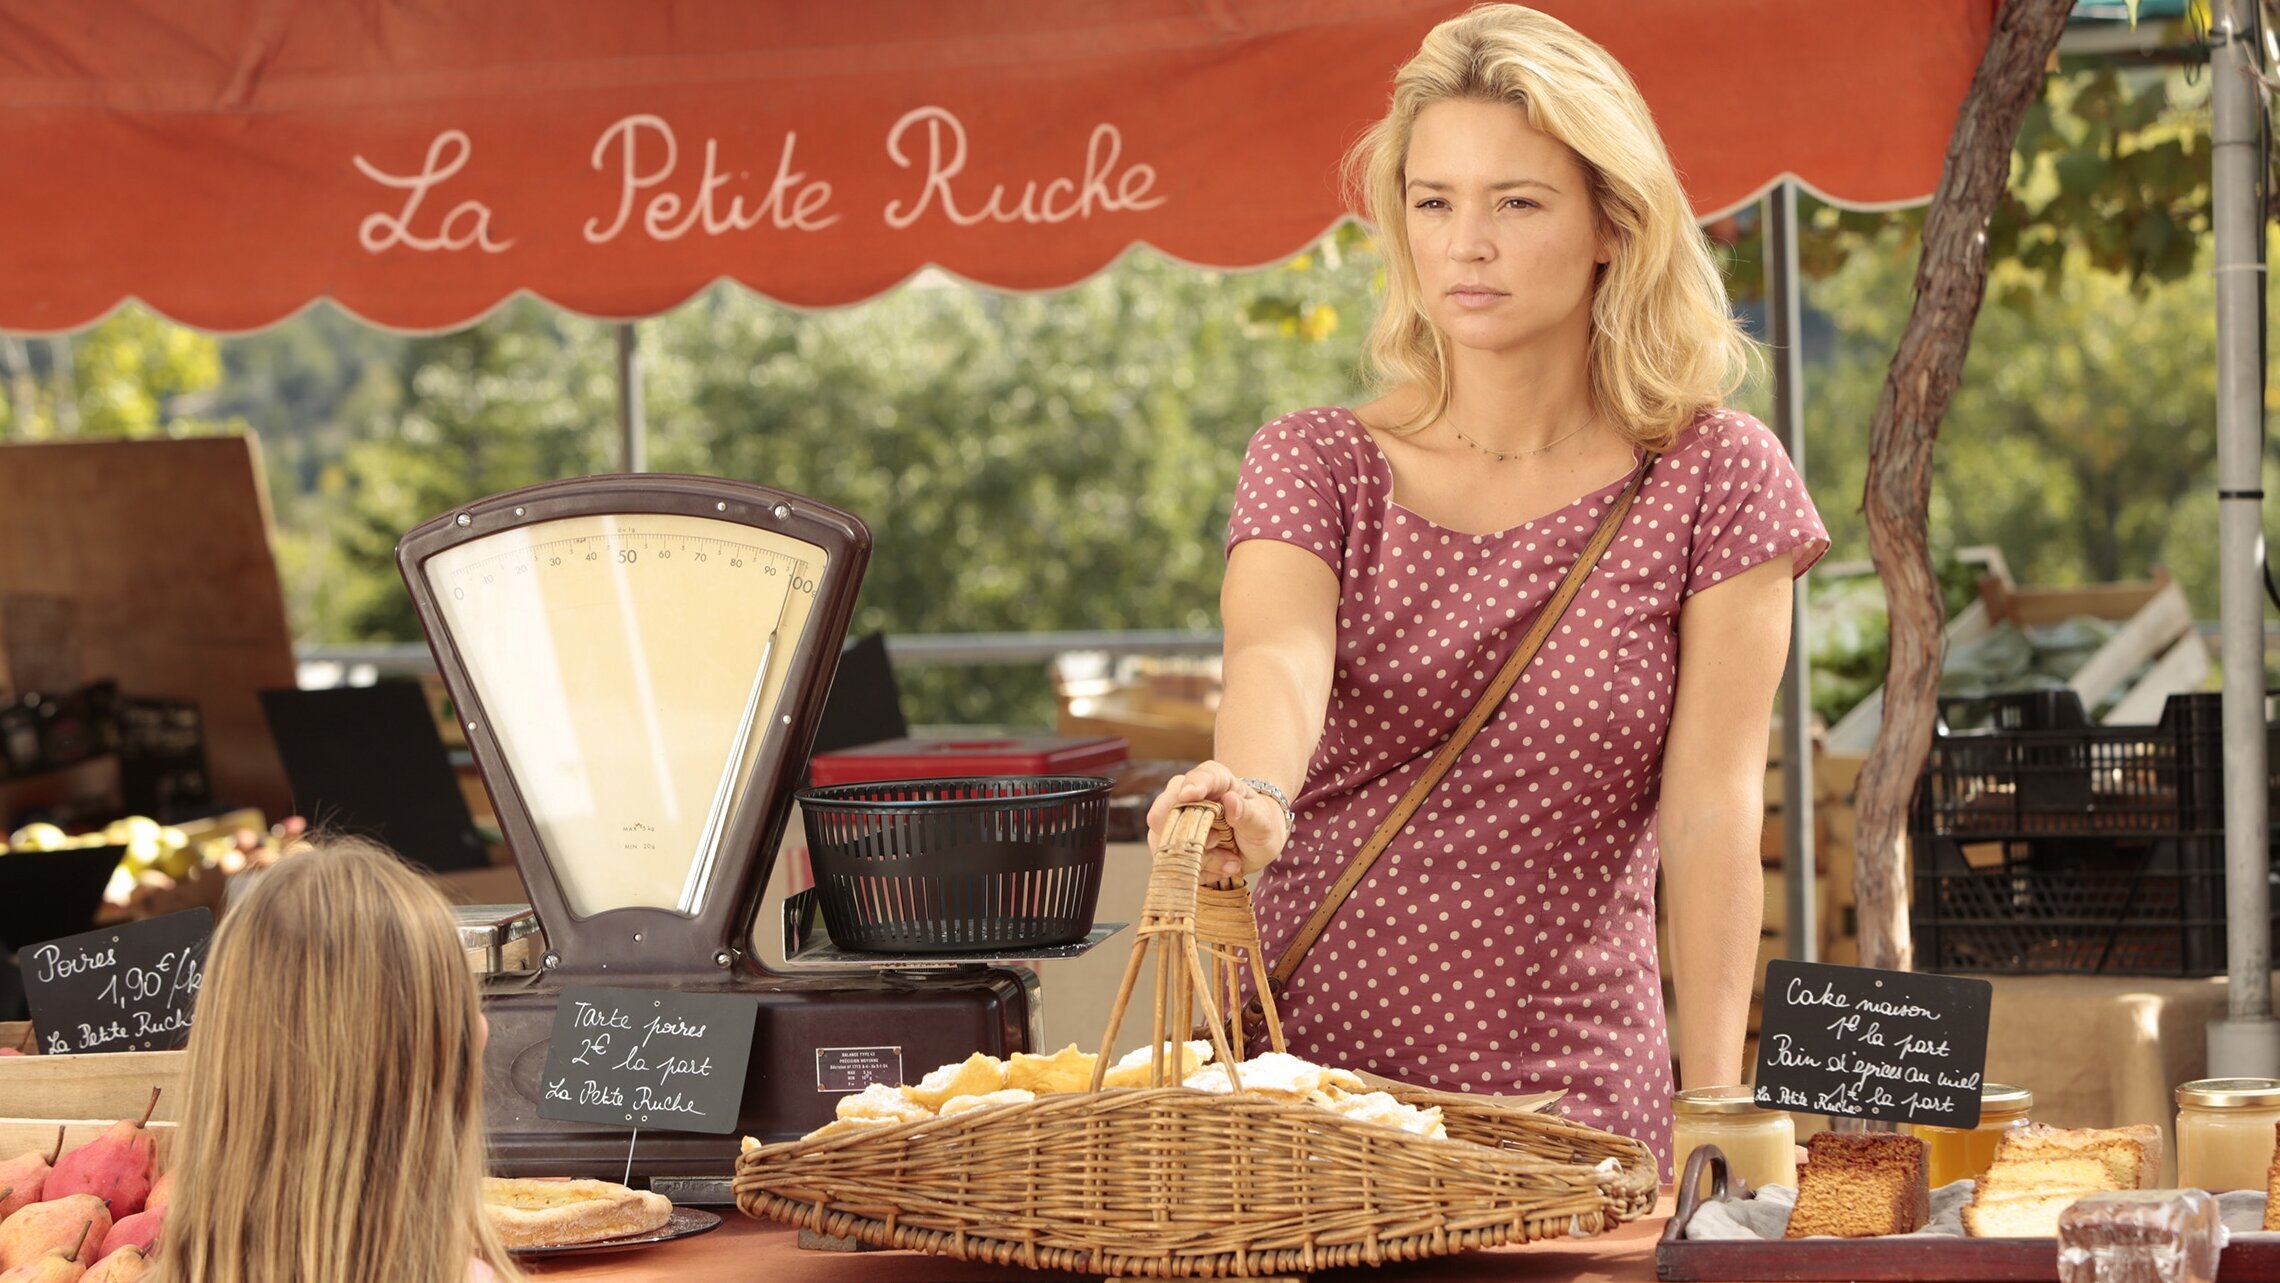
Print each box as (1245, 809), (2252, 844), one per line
(1671, 1143), (1742, 1235)
(1089, 802), (1269, 1090)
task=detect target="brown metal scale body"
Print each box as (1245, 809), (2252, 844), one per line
(397, 475), (1028, 1193)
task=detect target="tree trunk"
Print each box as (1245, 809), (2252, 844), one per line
(1856, 0), (2075, 972)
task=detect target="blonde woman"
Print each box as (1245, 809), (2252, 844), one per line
(150, 838), (520, 1283)
(1147, 3), (1827, 1165)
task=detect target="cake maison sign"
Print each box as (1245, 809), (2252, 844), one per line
(1752, 960), (1994, 1129)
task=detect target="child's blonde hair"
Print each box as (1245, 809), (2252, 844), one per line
(152, 837), (519, 1283)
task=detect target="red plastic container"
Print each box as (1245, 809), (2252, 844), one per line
(807, 735), (1128, 787)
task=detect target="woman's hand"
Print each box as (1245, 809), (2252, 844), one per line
(1144, 760), (1289, 884)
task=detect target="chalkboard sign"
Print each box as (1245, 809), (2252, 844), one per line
(539, 986), (760, 1135)
(21, 908), (211, 1054)
(1752, 959), (1993, 1128)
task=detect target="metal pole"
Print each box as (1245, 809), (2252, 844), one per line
(616, 321), (646, 474)
(2208, 0), (2277, 1076)
(1766, 179), (1818, 963)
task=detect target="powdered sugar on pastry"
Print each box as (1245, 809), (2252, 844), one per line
(1183, 1052), (1329, 1097)
(938, 1088), (1038, 1117)
(1320, 1089), (1448, 1140)
(836, 1081), (932, 1124)
(902, 1052), (1007, 1110)
(1103, 1039), (1215, 1088)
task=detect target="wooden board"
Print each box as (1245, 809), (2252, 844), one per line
(0, 1045), (184, 1122)
(0, 436), (296, 820)
(1656, 1147), (2280, 1282)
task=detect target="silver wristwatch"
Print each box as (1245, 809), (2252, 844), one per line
(1238, 777), (1294, 832)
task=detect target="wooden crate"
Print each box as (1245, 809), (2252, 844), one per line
(1813, 571), (2206, 966)
(0, 1025), (184, 1108)
(1823, 571), (2200, 759)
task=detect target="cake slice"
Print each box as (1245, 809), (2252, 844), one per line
(1976, 1156), (2119, 1196)
(1964, 1124), (2137, 1237)
(1997, 1123), (2162, 1190)
(2264, 1120), (2280, 1231)
(1965, 1191), (2096, 1239)
(1782, 1133), (1932, 1239)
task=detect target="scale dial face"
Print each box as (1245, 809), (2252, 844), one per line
(423, 511), (826, 919)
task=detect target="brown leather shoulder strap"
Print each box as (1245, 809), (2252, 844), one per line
(1266, 451), (1661, 994)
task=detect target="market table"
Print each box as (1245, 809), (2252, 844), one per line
(527, 1198), (1674, 1282)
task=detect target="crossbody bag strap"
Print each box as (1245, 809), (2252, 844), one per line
(1265, 450), (1661, 996)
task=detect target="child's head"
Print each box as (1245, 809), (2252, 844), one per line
(154, 835), (517, 1283)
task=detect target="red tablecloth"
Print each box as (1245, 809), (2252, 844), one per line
(529, 1199), (1673, 1282)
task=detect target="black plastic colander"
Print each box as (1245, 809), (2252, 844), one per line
(796, 775), (1112, 953)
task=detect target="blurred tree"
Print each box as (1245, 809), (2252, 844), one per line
(0, 306), (232, 441)
(294, 246), (1382, 725)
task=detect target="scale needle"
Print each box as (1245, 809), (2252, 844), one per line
(679, 580), (797, 914)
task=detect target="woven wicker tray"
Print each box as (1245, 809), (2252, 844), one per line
(735, 803), (1660, 1277)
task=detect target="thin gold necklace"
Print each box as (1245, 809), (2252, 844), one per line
(1445, 414), (1595, 463)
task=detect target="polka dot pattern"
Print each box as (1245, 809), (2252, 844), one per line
(1224, 405), (1829, 1169)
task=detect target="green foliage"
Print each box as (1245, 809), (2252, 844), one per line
(0, 308), (233, 441)
(281, 250), (1381, 726)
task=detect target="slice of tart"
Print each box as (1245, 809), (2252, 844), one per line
(482, 1176), (673, 1249)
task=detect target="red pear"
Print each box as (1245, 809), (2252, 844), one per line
(79, 1247), (143, 1283)
(0, 1133), (64, 1220)
(90, 1210), (158, 1266)
(0, 1198), (106, 1272)
(132, 1174), (166, 1220)
(45, 1092), (159, 1221)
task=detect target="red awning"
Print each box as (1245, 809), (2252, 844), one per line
(0, 0), (1996, 335)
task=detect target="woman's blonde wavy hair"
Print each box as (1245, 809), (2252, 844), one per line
(1347, 3), (1752, 449)
(150, 837), (521, 1283)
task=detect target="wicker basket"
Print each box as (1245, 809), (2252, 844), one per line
(735, 803), (1659, 1277)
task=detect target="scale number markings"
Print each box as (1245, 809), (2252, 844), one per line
(440, 528), (814, 598)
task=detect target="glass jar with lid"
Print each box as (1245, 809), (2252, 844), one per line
(1672, 1086), (1796, 1196)
(2177, 1078), (2280, 1191)
(1908, 1084), (2032, 1188)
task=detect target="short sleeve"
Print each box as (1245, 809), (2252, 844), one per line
(1684, 413), (1830, 597)
(1225, 413), (1351, 576)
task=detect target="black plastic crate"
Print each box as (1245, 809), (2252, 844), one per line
(1911, 690), (2280, 976)
(1917, 691), (2199, 837)
(797, 775), (1111, 953)
(1910, 832), (2267, 975)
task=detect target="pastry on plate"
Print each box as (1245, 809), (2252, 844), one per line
(482, 1177), (673, 1250)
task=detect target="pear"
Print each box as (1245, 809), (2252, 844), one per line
(0, 1198), (107, 1271)
(45, 1091), (159, 1220)
(91, 1210), (158, 1264)
(0, 1247), (91, 1283)
(0, 1133), (65, 1220)
(134, 1175), (167, 1220)
(79, 1247), (143, 1283)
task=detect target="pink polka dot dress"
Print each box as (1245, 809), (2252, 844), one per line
(1226, 405), (1828, 1166)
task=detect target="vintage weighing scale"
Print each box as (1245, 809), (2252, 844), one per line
(397, 474), (1113, 1198)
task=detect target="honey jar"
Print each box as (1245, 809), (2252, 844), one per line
(2176, 1077), (2280, 1192)
(1672, 1086), (1796, 1195)
(1908, 1083), (2032, 1188)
